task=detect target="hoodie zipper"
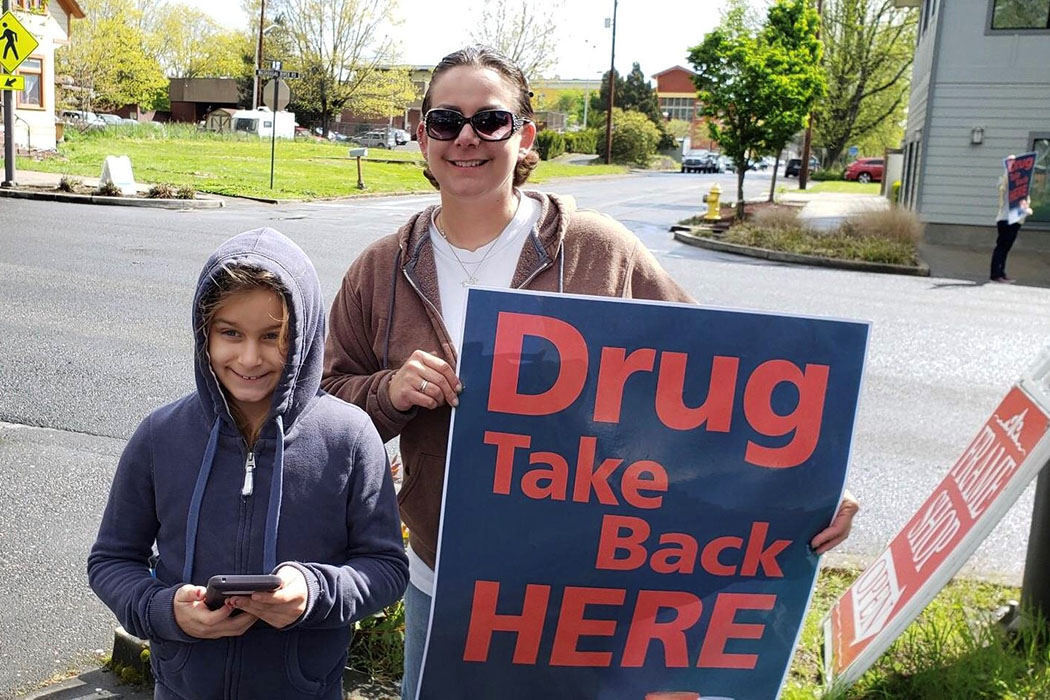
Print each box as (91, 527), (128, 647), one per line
(241, 450), (255, 497)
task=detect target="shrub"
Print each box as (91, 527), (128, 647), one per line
(534, 130), (565, 160)
(58, 174), (82, 192)
(147, 182), (177, 198)
(176, 184), (196, 200)
(563, 129), (598, 154)
(750, 205), (805, 231)
(347, 600), (405, 681)
(95, 181), (122, 196)
(810, 168), (844, 181)
(596, 108), (662, 168)
(841, 206), (924, 244)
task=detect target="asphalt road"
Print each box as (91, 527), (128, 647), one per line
(1, 170), (1048, 696)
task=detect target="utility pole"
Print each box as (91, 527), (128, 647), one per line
(798, 0), (823, 190)
(2, 0), (15, 187)
(253, 0), (266, 109)
(603, 0), (618, 165)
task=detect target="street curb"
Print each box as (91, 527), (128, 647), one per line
(671, 228), (931, 277)
(0, 188), (224, 209)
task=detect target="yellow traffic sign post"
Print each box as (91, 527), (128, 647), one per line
(1, 4), (38, 186)
(0, 10), (39, 73)
(0, 73), (23, 91)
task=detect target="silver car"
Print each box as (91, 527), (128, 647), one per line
(358, 130), (396, 149)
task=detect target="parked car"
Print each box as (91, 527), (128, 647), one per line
(97, 113), (124, 127)
(59, 109), (106, 129)
(681, 150), (709, 173)
(358, 130), (396, 148)
(784, 157), (821, 177)
(844, 157), (885, 183)
(393, 128), (410, 145)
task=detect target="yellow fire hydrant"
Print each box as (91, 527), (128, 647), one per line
(704, 183), (722, 220)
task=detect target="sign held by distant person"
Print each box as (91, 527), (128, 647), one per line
(1006, 152), (1038, 225)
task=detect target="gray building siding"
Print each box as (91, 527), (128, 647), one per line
(903, 0), (1050, 243)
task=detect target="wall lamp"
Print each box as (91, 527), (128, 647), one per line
(971, 126), (984, 145)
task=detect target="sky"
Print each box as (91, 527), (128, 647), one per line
(181, 1), (756, 81)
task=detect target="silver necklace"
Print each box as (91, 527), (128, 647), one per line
(436, 213), (501, 287)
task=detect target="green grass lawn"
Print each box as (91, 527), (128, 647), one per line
(783, 568), (1050, 699)
(800, 180), (882, 195)
(13, 125), (627, 200)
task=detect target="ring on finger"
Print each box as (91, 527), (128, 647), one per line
(419, 379), (429, 393)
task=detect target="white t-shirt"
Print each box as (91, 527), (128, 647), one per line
(407, 192), (541, 595)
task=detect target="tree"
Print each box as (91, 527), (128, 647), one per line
(273, 0), (406, 133)
(139, 4), (253, 79)
(590, 63), (676, 148)
(688, 0), (824, 218)
(56, 0), (168, 112)
(596, 108), (662, 167)
(470, 0), (562, 81)
(813, 0), (917, 166)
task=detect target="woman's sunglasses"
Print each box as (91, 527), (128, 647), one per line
(424, 108), (528, 142)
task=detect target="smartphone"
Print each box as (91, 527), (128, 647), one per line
(204, 574), (282, 610)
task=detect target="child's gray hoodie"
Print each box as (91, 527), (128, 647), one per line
(88, 228), (408, 699)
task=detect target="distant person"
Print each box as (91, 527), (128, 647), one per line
(991, 154), (1033, 284)
(88, 227), (407, 699)
(320, 45), (860, 700)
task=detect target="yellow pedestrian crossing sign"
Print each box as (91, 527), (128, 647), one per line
(0, 73), (24, 91)
(0, 11), (39, 73)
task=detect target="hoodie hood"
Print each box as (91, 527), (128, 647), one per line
(192, 227), (325, 434)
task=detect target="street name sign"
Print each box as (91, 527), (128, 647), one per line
(255, 68), (300, 80)
(417, 288), (870, 700)
(0, 73), (24, 91)
(823, 350), (1050, 690)
(0, 11), (39, 73)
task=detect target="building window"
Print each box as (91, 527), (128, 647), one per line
(16, 57), (43, 109)
(658, 97), (697, 122)
(14, 0), (47, 13)
(1029, 137), (1050, 223)
(991, 0), (1050, 29)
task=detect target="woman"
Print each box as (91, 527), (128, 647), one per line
(320, 45), (858, 698)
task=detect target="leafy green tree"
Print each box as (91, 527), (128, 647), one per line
(813, 0), (917, 166)
(273, 0), (412, 133)
(688, 0), (824, 218)
(56, 0), (168, 111)
(591, 63), (675, 149)
(596, 108), (662, 167)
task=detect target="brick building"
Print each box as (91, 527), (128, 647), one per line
(652, 65), (716, 151)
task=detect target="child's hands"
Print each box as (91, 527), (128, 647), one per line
(173, 585), (258, 639)
(226, 565), (308, 629)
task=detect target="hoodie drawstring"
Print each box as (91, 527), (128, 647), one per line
(181, 415), (285, 582)
(183, 417), (222, 583)
(263, 415), (285, 573)
(382, 249), (401, 371)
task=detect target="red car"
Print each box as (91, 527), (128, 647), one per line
(844, 157), (884, 183)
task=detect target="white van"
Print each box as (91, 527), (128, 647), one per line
(231, 108), (295, 139)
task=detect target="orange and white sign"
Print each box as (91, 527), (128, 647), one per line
(824, 381), (1050, 688)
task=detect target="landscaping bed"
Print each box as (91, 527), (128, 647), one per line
(677, 202), (923, 269)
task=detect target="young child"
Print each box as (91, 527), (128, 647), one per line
(88, 227), (408, 700)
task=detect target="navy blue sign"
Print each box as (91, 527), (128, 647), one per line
(1006, 152), (1038, 225)
(417, 289), (869, 700)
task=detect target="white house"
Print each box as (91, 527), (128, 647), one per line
(4, 0), (85, 151)
(896, 0), (1050, 248)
